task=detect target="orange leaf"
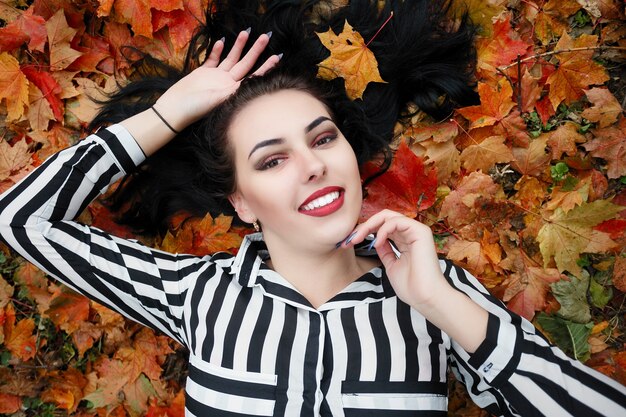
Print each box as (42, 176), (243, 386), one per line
(146, 390), (185, 417)
(476, 15), (530, 79)
(194, 213), (243, 254)
(581, 88), (623, 128)
(447, 240), (490, 276)
(113, 0), (153, 39)
(0, 8), (47, 53)
(500, 248), (564, 320)
(360, 141), (437, 220)
(584, 118), (626, 179)
(115, 328), (173, 381)
(520, 69), (543, 113)
(41, 368), (88, 412)
(546, 32), (609, 109)
(316, 20), (386, 100)
(404, 120), (458, 143)
(457, 79), (515, 129)
(151, 7), (201, 50)
(83, 358), (130, 408)
(45, 10), (83, 70)
(0, 393), (21, 414)
(440, 172), (503, 229)
(0, 138), (31, 182)
(46, 288), (90, 333)
(423, 139), (461, 183)
(546, 121), (587, 160)
(3, 303), (37, 361)
(511, 136), (551, 177)
(613, 256), (626, 292)
(0, 52), (29, 120)
(533, 0), (581, 44)
(460, 135), (514, 172)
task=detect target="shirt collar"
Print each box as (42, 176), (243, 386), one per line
(230, 233), (394, 311)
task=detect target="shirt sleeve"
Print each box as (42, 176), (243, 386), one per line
(0, 125), (208, 347)
(440, 259), (626, 417)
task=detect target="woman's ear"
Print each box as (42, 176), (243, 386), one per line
(228, 191), (256, 224)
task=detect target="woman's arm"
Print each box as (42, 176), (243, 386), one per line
(343, 209), (626, 417)
(0, 32), (279, 343)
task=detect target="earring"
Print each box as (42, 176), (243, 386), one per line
(253, 220), (260, 232)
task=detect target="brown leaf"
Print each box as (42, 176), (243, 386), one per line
(27, 83), (55, 131)
(0, 274), (12, 309)
(0, 138), (31, 181)
(41, 368), (88, 412)
(0, 393), (21, 414)
(584, 118), (626, 179)
(423, 139), (461, 183)
(45, 10), (83, 71)
(460, 135), (514, 172)
(447, 239), (491, 275)
(511, 136), (551, 177)
(546, 122), (587, 159)
(316, 20), (386, 100)
(613, 256), (626, 292)
(3, 303), (37, 361)
(581, 88), (623, 128)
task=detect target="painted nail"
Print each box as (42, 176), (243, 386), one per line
(245, 27), (252, 34)
(366, 238), (377, 251)
(219, 36), (225, 43)
(345, 231), (358, 245)
(277, 52), (284, 60)
(266, 31), (273, 39)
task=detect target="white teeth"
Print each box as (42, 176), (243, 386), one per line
(301, 191), (340, 211)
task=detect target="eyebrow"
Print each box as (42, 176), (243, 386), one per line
(247, 116), (333, 159)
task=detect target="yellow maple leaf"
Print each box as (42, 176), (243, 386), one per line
(0, 52), (29, 121)
(537, 200), (622, 276)
(316, 20), (386, 100)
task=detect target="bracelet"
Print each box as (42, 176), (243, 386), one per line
(151, 106), (180, 134)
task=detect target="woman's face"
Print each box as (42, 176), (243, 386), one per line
(227, 89), (362, 249)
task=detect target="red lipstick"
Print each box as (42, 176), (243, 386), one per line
(299, 186), (345, 217)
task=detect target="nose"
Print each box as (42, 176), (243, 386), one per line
(299, 149), (326, 183)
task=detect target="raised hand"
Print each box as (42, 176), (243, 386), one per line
(122, 30), (280, 156)
(154, 30), (280, 132)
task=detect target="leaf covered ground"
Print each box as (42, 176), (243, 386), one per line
(0, 0), (625, 416)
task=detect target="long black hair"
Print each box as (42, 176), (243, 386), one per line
(90, 0), (478, 233)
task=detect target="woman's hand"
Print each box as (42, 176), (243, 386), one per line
(341, 209), (489, 352)
(122, 30), (279, 156)
(154, 29), (280, 131)
(342, 209), (450, 310)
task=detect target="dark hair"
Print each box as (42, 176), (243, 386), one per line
(91, 0), (478, 233)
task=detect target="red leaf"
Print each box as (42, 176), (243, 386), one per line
(21, 66), (65, 120)
(360, 141), (437, 221)
(0, 8), (46, 53)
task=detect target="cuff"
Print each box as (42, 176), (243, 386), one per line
(467, 312), (521, 385)
(95, 124), (146, 174)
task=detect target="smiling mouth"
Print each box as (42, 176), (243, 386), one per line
(300, 191), (341, 211)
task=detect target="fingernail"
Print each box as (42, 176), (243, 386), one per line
(219, 36), (225, 43)
(345, 231), (358, 245)
(266, 31), (273, 39)
(366, 238), (377, 251)
(245, 27), (252, 34)
(277, 52), (284, 60)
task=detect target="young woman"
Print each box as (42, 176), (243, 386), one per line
(1, 1), (625, 416)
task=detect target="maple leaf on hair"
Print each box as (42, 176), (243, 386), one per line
(316, 20), (386, 100)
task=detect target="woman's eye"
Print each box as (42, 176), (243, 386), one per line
(259, 157), (283, 170)
(314, 134), (337, 147)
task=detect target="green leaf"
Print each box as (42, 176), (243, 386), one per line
(551, 271), (591, 323)
(535, 313), (593, 361)
(589, 273), (613, 308)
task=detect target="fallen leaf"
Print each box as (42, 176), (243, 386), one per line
(476, 15), (530, 79)
(449, 0), (507, 34)
(546, 122), (587, 159)
(113, 0), (153, 39)
(0, 8), (47, 53)
(3, 303), (37, 361)
(0, 393), (21, 414)
(27, 83), (55, 131)
(0, 138), (31, 181)
(41, 368), (88, 412)
(46, 10), (83, 70)
(360, 141), (437, 220)
(460, 135), (514, 172)
(422, 139), (461, 183)
(316, 20), (386, 100)
(546, 32), (609, 109)
(511, 136), (551, 177)
(584, 118), (626, 179)
(457, 79), (516, 129)
(538, 200), (622, 275)
(532, 0), (581, 44)
(581, 88), (623, 128)
(0, 52), (29, 120)
(613, 256), (626, 292)
(447, 239), (491, 275)
(46, 288), (90, 334)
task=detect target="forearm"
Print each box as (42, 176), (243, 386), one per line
(415, 284), (489, 353)
(120, 107), (178, 157)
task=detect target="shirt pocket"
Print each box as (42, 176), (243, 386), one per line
(187, 354), (277, 416)
(341, 380), (448, 417)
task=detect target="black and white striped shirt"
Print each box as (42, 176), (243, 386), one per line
(1, 125), (625, 417)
